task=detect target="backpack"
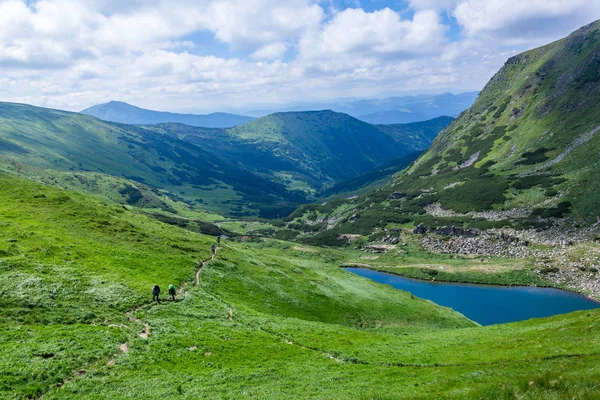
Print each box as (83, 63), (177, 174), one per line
(153, 285), (160, 295)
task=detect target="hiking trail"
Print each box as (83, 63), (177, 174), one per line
(37, 249), (217, 399)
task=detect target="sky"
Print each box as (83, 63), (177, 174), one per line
(1, 0), (600, 113)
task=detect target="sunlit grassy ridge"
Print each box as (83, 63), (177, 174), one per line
(2, 172), (600, 399)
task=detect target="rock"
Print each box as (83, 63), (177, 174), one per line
(414, 224), (427, 234)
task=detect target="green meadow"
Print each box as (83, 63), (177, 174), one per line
(2, 172), (600, 399)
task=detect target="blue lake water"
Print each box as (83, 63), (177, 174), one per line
(346, 268), (600, 326)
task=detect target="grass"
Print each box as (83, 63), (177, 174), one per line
(2, 172), (600, 399)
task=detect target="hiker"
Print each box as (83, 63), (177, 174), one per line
(211, 243), (217, 257)
(168, 284), (176, 301)
(152, 285), (160, 303)
(216, 235), (221, 248)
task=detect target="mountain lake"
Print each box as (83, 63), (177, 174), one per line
(346, 267), (600, 325)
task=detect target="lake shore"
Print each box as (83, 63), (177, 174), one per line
(341, 263), (600, 302)
(345, 267), (600, 325)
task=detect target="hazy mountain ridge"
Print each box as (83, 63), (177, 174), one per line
(244, 92), (478, 123)
(81, 101), (255, 128)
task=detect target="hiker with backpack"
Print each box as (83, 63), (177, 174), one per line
(152, 285), (160, 303)
(216, 235), (221, 248)
(168, 284), (176, 301)
(211, 243), (217, 257)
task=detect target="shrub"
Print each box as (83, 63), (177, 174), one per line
(512, 175), (566, 190)
(517, 147), (554, 165)
(540, 267), (559, 274)
(493, 100), (510, 118)
(439, 177), (510, 213)
(531, 201), (572, 218)
(274, 230), (300, 240)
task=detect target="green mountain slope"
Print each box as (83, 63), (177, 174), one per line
(393, 20), (600, 219)
(228, 110), (426, 183)
(294, 20), (600, 236)
(318, 151), (424, 198)
(0, 102), (303, 217)
(81, 101), (255, 128)
(147, 113), (451, 196)
(0, 103), (448, 218)
(2, 172), (600, 399)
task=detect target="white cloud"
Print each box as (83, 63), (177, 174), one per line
(200, 0), (323, 50)
(0, 0), (599, 113)
(251, 42), (288, 60)
(454, 0), (600, 44)
(298, 8), (447, 70)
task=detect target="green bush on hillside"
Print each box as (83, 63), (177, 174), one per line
(512, 175), (566, 190)
(493, 99), (510, 118)
(439, 177), (510, 212)
(531, 201), (573, 218)
(517, 147), (554, 165)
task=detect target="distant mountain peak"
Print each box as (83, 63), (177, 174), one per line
(81, 101), (254, 128)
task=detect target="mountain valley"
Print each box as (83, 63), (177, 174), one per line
(2, 13), (600, 400)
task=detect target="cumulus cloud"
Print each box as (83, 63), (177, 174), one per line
(454, 0), (600, 44)
(0, 0), (599, 112)
(298, 8), (447, 71)
(200, 0), (323, 50)
(251, 42), (288, 60)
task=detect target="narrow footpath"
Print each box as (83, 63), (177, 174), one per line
(37, 250), (216, 399)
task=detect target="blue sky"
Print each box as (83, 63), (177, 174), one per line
(0, 0), (599, 113)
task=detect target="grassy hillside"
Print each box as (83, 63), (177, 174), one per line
(318, 151), (424, 198)
(0, 172), (471, 398)
(391, 20), (600, 219)
(2, 172), (600, 399)
(0, 102), (449, 218)
(81, 101), (255, 128)
(228, 110), (424, 183)
(148, 114), (450, 196)
(313, 117), (453, 198)
(290, 20), (600, 237)
(0, 102), (303, 218)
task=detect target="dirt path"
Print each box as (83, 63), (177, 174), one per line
(195, 250), (215, 286)
(38, 250), (217, 398)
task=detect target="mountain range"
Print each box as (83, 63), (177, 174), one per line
(0, 103), (450, 218)
(289, 20), (600, 240)
(244, 92), (478, 123)
(81, 92), (476, 128)
(81, 101), (255, 128)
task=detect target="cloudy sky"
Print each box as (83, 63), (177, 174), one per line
(1, 0), (600, 113)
